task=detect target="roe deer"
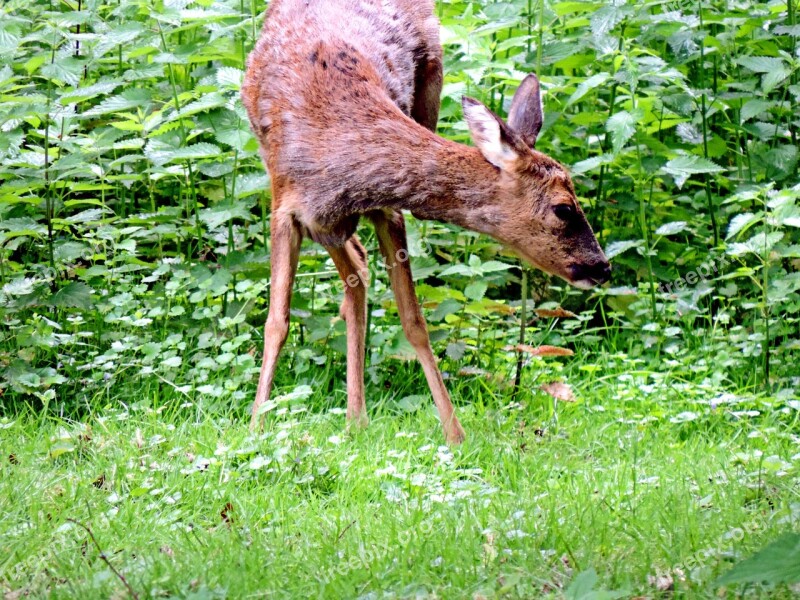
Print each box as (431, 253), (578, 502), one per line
(242, 0), (610, 444)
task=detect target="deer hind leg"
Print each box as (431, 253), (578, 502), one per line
(371, 211), (465, 445)
(411, 54), (443, 133)
(326, 236), (369, 428)
(411, 22), (443, 133)
(251, 209), (302, 430)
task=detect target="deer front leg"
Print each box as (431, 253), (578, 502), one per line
(326, 236), (369, 428)
(251, 210), (302, 430)
(371, 211), (466, 445)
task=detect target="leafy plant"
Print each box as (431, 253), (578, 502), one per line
(717, 532), (800, 586)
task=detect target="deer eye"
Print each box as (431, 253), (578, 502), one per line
(553, 204), (575, 221)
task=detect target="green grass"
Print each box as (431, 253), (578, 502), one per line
(2, 0), (799, 596)
(2, 363), (798, 599)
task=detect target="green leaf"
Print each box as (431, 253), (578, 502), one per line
(94, 23), (145, 58)
(727, 231), (784, 257)
(144, 141), (222, 166)
(565, 569), (598, 600)
(48, 282), (93, 310)
(446, 341), (466, 360)
(199, 200), (253, 229)
(565, 568), (626, 600)
(567, 73), (611, 107)
(655, 221), (688, 236)
(662, 155), (725, 189)
(590, 5), (630, 38)
(397, 395), (426, 412)
(215, 122), (254, 151)
(234, 173), (269, 198)
(606, 110), (638, 154)
(0, 27), (21, 56)
(763, 68), (791, 93)
(62, 208), (113, 224)
(162, 356), (182, 368)
(2, 277), (37, 297)
(273, 385), (314, 403)
(464, 280), (488, 301)
(41, 58), (85, 87)
(716, 533), (800, 585)
(605, 240), (643, 259)
(83, 90), (152, 117)
(216, 67), (244, 88)
(478, 260), (513, 274)
(429, 299), (461, 322)
(439, 264), (472, 277)
(740, 99), (774, 123)
(49, 441), (75, 459)
(176, 92), (227, 119)
(726, 212), (760, 240)
(736, 56), (786, 73)
(0, 217), (46, 237)
(59, 81), (123, 104)
(764, 144), (798, 180)
(572, 154), (614, 174)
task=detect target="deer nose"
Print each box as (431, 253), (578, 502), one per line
(571, 261), (612, 284)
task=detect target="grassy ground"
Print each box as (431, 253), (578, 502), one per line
(2, 361), (798, 599)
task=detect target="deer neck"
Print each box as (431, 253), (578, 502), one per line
(388, 129), (504, 235)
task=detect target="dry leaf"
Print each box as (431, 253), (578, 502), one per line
(540, 382), (575, 402)
(221, 502), (234, 525)
(648, 573), (674, 591)
(109, 589), (129, 600)
(482, 531), (497, 565)
(534, 307), (578, 319)
(458, 366), (490, 378)
(506, 344), (574, 357)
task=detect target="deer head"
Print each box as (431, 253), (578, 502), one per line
(462, 75), (611, 289)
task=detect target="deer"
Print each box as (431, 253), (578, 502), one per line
(241, 0), (611, 445)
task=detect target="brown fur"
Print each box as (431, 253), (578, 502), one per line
(243, 0), (609, 444)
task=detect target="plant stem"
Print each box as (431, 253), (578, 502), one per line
(699, 2), (719, 246)
(513, 267), (529, 397)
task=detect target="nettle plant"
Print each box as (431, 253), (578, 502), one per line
(721, 184), (800, 388)
(0, 0), (799, 409)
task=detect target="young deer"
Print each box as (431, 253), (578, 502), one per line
(242, 0), (610, 444)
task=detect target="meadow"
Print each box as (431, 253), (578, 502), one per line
(0, 0), (799, 597)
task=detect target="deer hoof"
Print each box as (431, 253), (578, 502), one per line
(445, 422), (466, 446)
(346, 412), (369, 431)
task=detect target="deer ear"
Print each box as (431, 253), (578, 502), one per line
(462, 96), (521, 169)
(507, 74), (543, 148)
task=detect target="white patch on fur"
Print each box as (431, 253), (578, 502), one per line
(463, 102), (518, 169)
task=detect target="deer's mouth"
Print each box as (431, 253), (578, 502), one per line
(568, 262), (611, 288)
(508, 246), (611, 289)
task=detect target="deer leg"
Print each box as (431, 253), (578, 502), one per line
(371, 211), (465, 445)
(326, 236), (369, 428)
(251, 210), (302, 430)
(411, 55), (443, 133)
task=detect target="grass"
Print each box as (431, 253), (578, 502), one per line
(2, 358), (798, 599)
